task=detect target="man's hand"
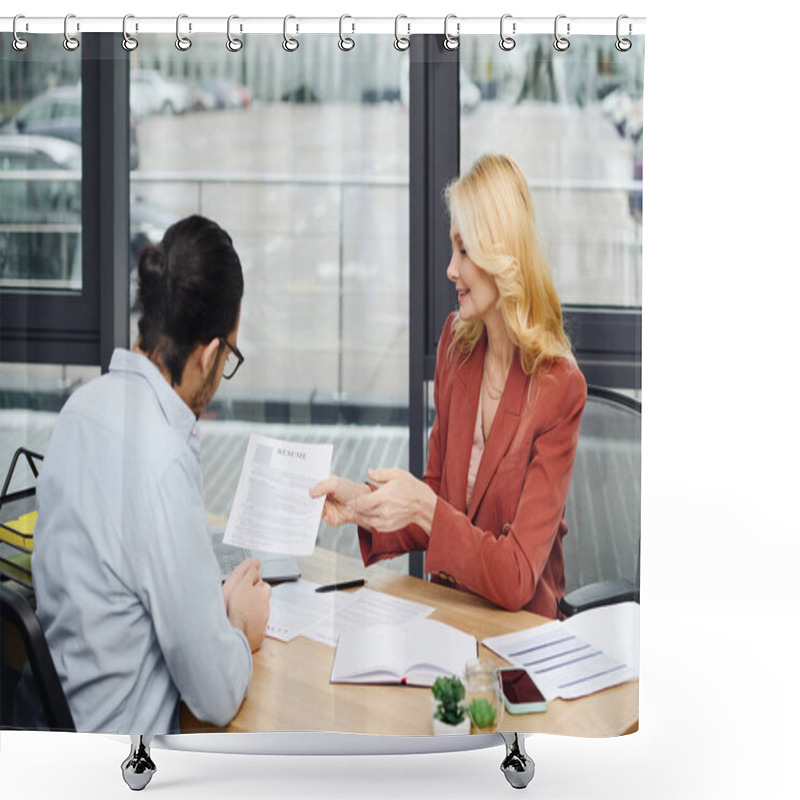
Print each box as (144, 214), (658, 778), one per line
(224, 558), (272, 652)
(309, 475), (371, 527)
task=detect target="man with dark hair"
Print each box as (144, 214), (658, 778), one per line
(24, 215), (271, 734)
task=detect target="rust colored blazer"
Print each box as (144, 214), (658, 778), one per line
(359, 313), (586, 618)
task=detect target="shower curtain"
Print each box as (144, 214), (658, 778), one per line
(0, 14), (643, 746)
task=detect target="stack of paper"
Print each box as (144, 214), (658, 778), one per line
(483, 602), (639, 700)
(266, 582), (434, 645)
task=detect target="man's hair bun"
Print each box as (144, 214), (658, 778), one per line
(137, 243), (167, 323)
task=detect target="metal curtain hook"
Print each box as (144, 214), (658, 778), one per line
(338, 14), (355, 51)
(394, 14), (410, 51)
(12, 14), (29, 52)
(553, 14), (570, 51)
(63, 13), (80, 51)
(615, 15), (632, 52)
(444, 14), (459, 51)
(227, 15), (243, 52)
(122, 14), (138, 51)
(175, 14), (192, 51)
(282, 15), (299, 52)
(499, 14), (516, 51)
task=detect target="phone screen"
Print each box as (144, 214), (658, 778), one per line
(500, 668), (546, 704)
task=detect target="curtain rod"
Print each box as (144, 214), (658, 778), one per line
(1, 15), (645, 37)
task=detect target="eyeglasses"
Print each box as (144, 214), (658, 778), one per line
(218, 336), (244, 380)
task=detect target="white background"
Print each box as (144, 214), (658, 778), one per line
(3, 1), (799, 798)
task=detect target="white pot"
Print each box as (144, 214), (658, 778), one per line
(431, 714), (471, 736)
(430, 696), (471, 735)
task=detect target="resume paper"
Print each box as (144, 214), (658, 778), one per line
(224, 434), (333, 556)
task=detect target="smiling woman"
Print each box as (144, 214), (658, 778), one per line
(313, 153), (586, 620)
(446, 226), (501, 325)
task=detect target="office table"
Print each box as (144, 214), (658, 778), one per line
(181, 548), (638, 737)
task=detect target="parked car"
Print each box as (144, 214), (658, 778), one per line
(0, 134), (172, 302)
(130, 69), (194, 117)
(601, 88), (643, 141)
(199, 78), (252, 110)
(1, 86), (140, 169)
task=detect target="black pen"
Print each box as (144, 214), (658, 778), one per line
(315, 579), (366, 593)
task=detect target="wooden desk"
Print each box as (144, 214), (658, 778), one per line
(181, 549), (638, 737)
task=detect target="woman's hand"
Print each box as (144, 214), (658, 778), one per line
(349, 468), (437, 534)
(309, 475), (371, 527)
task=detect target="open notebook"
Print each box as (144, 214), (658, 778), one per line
(210, 530), (301, 585)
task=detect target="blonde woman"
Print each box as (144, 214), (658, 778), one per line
(311, 154), (586, 618)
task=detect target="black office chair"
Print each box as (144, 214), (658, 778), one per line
(560, 385), (641, 617)
(0, 581), (75, 731)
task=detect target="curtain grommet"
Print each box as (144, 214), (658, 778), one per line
(499, 14), (516, 51)
(553, 14), (570, 52)
(226, 15), (243, 52)
(63, 13), (80, 51)
(615, 15), (632, 52)
(338, 14), (355, 51)
(175, 14), (192, 51)
(121, 14), (139, 51)
(12, 15), (29, 52)
(394, 14), (410, 51)
(443, 14), (459, 51)
(282, 15), (299, 52)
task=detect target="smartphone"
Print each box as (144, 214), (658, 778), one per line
(499, 667), (548, 714)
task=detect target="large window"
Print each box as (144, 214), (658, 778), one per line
(0, 36), (82, 292)
(460, 35), (643, 389)
(0, 35), (101, 474)
(126, 34), (410, 566)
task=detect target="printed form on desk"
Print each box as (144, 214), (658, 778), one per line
(266, 582), (434, 645)
(483, 602), (640, 700)
(266, 579), (358, 642)
(224, 434), (333, 556)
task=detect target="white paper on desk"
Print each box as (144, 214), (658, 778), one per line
(266, 579), (358, 642)
(224, 434), (332, 555)
(482, 602), (639, 701)
(305, 588), (435, 647)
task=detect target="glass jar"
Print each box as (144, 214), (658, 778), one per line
(464, 658), (503, 733)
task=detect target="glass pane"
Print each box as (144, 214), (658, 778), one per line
(460, 35), (644, 307)
(0, 362), (101, 473)
(128, 35), (409, 568)
(0, 35), (82, 291)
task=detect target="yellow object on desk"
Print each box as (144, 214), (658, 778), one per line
(0, 510), (37, 551)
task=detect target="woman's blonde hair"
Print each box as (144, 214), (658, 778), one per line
(445, 153), (574, 377)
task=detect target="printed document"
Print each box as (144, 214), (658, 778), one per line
(266, 579), (358, 642)
(224, 434), (332, 556)
(266, 584), (435, 646)
(483, 602), (639, 700)
(305, 588), (435, 647)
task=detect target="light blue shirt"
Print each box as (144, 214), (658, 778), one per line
(31, 348), (252, 734)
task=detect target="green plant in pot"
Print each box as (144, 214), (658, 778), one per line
(431, 676), (470, 735)
(468, 697), (498, 732)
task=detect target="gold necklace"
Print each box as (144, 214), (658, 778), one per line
(482, 369), (503, 401)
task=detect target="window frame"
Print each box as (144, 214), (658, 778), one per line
(0, 34), (130, 369)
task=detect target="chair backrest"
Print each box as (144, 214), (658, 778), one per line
(0, 581), (75, 731)
(563, 385), (641, 595)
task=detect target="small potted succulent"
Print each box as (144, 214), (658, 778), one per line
(468, 697), (499, 733)
(430, 675), (470, 735)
